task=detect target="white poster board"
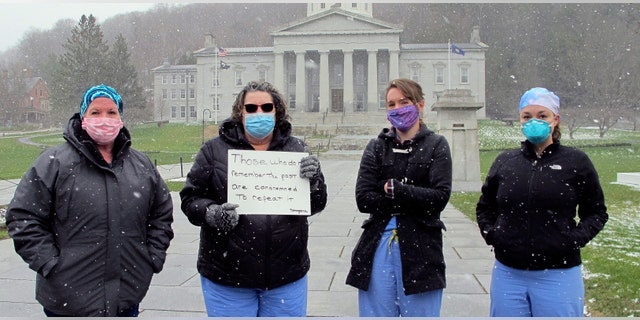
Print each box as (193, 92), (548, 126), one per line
(227, 149), (311, 215)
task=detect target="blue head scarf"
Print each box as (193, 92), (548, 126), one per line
(519, 87), (559, 115)
(80, 84), (123, 118)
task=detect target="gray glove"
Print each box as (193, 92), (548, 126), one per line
(205, 203), (239, 231)
(300, 155), (321, 179)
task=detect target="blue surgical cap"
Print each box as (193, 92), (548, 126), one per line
(80, 84), (123, 118)
(519, 87), (559, 115)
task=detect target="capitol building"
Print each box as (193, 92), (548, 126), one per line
(152, 3), (488, 124)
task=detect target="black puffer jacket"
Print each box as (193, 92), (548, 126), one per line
(6, 114), (174, 316)
(346, 124), (452, 295)
(180, 119), (327, 289)
(476, 141), (608, 270)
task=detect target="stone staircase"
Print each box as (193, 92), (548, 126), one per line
(289, 111), (387, 159)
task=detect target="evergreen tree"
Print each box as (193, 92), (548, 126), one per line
(107, 34), (148, 123)
(50, 14), (109, 126)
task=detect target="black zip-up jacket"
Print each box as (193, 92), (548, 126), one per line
(346, 124), (452, 295)
(476, 140), (608, 270)
(6, 114), (174, 316)
(180, 118), (327, 289)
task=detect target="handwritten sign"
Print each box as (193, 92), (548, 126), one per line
(227, 149), (311, 215)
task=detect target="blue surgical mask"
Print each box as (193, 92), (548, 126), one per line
(522, 118), (551, 144)
(387, 105), (419, 132)
(244, 113), (275, 139)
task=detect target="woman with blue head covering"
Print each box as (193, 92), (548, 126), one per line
(6, 84), (174, 316)
(476, 87), (608, 317)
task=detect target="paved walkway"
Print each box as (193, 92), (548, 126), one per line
(0, 160), (494, 317)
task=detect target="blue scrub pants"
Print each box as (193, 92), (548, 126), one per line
(490, 260), (584, 317)
(200, 274), (308, 317)
(358, 220), (443, 317)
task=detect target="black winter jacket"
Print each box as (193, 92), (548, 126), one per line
(476, 141), (608, 270)
(346, 124), (452, 295)
(6, 114), (174, 316)
(180, 118), (327, 289)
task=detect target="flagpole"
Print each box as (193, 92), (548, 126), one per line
(214, 47), (219, 125)
(447, 39), (451, 90)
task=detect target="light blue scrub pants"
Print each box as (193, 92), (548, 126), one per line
(358, 217), (443, 317)
(200, 274), (308, 317)
(490, 260), (584, 317)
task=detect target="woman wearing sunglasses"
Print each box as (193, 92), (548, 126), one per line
(180, 81), (328, 317)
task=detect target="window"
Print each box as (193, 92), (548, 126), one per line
(379, 92), (386, 109)
(435, 66), (445, 84)
(378, 61), (388, 84)
(190, 106), (196, 119)
(355, 64), (365, 85)
(258, 69), (267, 82)
(190, 74), (195, 83)
(212, 95), (220, 112)
(171, 106), (177, 118)
(162, 89), (167, 99)
(180, 106), (186, 118)
(356, 93), (365, 111)
(189, 88), (195, 99)
(352, 3), (357, 8)
(171, 89), (177, 100)
(289, 94), (296, 109)
(460, 66), (469, 84)
(213, 71), (220, 87)
(180, 89), (186, 99)
(410, 66), (420, 83)
(235, 71), (243, 86)
(180, 74), (186, 84)
(171, 74), (177, 84)
(162, 75), (168, 84)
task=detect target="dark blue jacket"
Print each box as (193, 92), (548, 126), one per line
(476, 141), (608, 270)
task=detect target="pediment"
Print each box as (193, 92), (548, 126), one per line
(272, 8), (401, 35)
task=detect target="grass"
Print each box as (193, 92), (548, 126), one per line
(1, 120), (639, 316)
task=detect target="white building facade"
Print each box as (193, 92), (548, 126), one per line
(152, 3), (488, 124)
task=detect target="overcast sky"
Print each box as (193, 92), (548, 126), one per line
(0, 2), (157, 52)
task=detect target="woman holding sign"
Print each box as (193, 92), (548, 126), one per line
(347, 78), (452, 317)
(180, 81), (327, 317)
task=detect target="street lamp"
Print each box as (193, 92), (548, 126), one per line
(202, 108), (212, 144)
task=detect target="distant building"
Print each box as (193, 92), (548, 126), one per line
(0, 68), (50, 127)
(152, 3), (487, 124)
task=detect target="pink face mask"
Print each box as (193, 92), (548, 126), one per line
(81, 117), (123, 145)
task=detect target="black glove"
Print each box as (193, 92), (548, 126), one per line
(300, 155), (321, 179)
(205, 203), (239, 231)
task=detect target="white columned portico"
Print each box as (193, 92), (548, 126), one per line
(274, 52), (284, 92)
(343, 50), (354, 113)
(319, 50), (330, 113)
(389, 50), (400, 81)
(367, 49), (378, 110)
(295, 51), (306, 111)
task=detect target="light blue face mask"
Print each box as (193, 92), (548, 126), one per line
(244, 113), (275, 139)
(521, 118), (551, 144)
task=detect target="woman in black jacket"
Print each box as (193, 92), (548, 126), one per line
(180, 81), (327, 317)
(476, 87), (608, 317)
(6, 84), (174, 317)
(346, 78), (452, 317)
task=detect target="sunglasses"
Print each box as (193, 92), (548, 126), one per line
(244, 103), (274, 113)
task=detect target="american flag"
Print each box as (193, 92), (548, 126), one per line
(218, 47), (227, 57)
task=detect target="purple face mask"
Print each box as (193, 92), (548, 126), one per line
(387, 104), (419, 132)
